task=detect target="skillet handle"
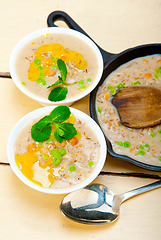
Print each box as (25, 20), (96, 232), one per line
(47, 11), (115, 67)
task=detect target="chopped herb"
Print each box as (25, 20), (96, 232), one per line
(119, 123), (123, 127)
(159, 156), (161, 161)
(79, 85), (86, 90)
(21, 82), (26, 86)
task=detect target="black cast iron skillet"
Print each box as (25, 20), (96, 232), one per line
(47, 11), (161, 171)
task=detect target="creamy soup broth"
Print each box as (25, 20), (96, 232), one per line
(15, 33), (98, 100)
(96, 54), (161, 166)
(14, 114), (100, 189)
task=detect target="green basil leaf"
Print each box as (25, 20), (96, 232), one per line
(58, 122), (77, 139)
(50, 106), (71, 123)
(57, 59), (67, 82)
(31, 123), (52, 142)
(54, 128), (63, 143)
(48, 86), (68, 102)
(34, 115), (52, 129)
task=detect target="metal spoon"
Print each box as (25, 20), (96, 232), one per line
(60, 180), (161, 225)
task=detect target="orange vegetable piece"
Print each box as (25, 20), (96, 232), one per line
(27, 142), (38, 153)
(68, 136), (78, 146)
(60, 55), (67, 62)
(143, 59), (148, 63)
(46, 68), (56, 77)
(157, 59), (161, 64)
(144, 73), (152, 79)
(41, 58), (53, 66)
(104, 93), (110, 100)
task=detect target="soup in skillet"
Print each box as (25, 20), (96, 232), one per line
(96, 54), (161, 166)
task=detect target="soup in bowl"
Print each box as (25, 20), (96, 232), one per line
(9, 27), (103, 106)
(7, 106), (107, 194)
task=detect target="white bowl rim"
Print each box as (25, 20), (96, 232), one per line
(7, 106), (107, 194)
(9, 27), (104, 105)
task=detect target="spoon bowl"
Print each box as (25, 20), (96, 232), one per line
(60, 180), (161, 224)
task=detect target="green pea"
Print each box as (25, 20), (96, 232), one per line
(154, 73), (159, 79)
(87, 78), (92, 83)
(117, 141), (123, 147)
(52, 158), (61, 165)
(159, 156), (161, 161)
(38, 142), (43, 147)
(42, 154), (49, 160)
(42, 80), (46, 86)
(97, 107), (102, 113)
(88, 161), (94, 167)
(108, 86), (114, 90)
(78, 80), (84, 85)
(137, 150), (145, 155)
(134, 81), (141, 85)
(51, 64), (57, 69)
(34, 59), (40, 65)
(39, 72), (44, 77)
(110, 88), (116, 95)
(53, 152), (62, 159)
(50, 149), (58, 155)
(59, 148), (67, 156)
(38, 66), (43, 71)
(139, 145), (144, 150)
(150, 131), (155, 138)
(158, 129), (161, 135)
(36, 77), (43, 83)
(117, 83), (125, 89)
(68, 165), (76, 171)
(124, 141), (131, 148)
(79, 85), (86, 90)
(144, 143), (150, 148)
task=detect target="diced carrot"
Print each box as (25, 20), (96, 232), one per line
(60, 55), (67, 62)
(41, 58), (53, 66)
(144, 73), (152, 79)
(68, 137), (78, 146)
(143, 59), (148, 63)
(108, 122), (112, 127)
(104, 93), (110, 101)
(157, 59), (161, 64)
(46, 68), (56, 77)
(27, 143), (38, 153)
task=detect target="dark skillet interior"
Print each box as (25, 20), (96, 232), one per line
(47, 11), (161, 171)
(90, 44), (161, 171)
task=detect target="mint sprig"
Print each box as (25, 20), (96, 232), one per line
(47, 59), (68, 102)
(31, 106), (77, 143)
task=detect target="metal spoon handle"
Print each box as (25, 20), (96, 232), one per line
(120, 179), (161, 202)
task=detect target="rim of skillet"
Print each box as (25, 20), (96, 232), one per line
(9, 27), (104, 106)
(90, 43), (161, 171)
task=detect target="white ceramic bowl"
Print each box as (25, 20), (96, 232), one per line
(9, 27), (103, 106)
(7, 106), (107, 194)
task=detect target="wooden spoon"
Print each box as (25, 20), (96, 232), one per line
(111, 85), (161, 128)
